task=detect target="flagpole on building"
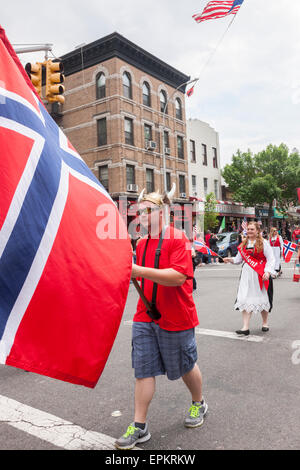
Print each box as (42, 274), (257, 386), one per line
(161, 77), (199, 192)
(161, 77), (199, 227)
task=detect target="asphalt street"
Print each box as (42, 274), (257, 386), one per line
(0, 260), (299, 450)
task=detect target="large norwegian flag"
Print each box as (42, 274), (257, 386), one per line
(0, 26), (132, 388)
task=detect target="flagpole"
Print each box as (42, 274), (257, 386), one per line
(192, 10), (240, 92)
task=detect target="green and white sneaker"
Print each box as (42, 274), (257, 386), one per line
(115, 423), (151, 450)
(184, 400), (208, 428)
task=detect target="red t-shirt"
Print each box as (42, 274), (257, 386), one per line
(292, 229), (300, 243)
(205, 233), (211, 246)
(133, 226), (199, 331)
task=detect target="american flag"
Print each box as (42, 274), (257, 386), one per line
(283, 240), (297, 263)
(0, 26), (132, 388)
(193, 0), (244, 23)
(241, 216), (248, 236)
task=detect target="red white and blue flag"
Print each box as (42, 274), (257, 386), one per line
(241, 216), (248, 236)
(0, 26), (132, 388)
(283, 240), (297, 263)
(193, 0), (244, 23)
(194, 236), (218, 257)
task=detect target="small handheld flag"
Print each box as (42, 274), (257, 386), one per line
(283, 240), (297, 263)
(194, 237), (219, 258)
(241, 216), (248, 236)
(193, 0), (244, 23)
(218, 216), (225, 233)
(187, 86), (194, 97)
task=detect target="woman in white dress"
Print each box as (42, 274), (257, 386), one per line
(224, 222), (276, 336)
(269, 227), (283, 277)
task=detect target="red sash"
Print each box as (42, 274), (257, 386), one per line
(238, 245), (269, 291)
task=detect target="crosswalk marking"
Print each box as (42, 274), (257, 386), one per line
(0, 394), (129, 450)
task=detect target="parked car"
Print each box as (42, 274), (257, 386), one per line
(216, 232), (240, 259)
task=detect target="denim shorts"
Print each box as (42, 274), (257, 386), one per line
(132, 322), (198, 381)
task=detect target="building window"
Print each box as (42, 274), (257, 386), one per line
(142, 82), (151, 107)
(146, 168), (154, 193)
(99, 165), (109, 192)
(179, 175), (186, 194)
(214, 180), (219, 199)
(160, 90), (168, 114)
(97, 118), (107, 146)
(166, 172), (171, 192)
(126, 165), (135, 185)
(190, 140), (196, 162)
(163, 131), (169, 151)
(202, 144), (207, 166)
(177, 136), (184, 159)
(144, 124), (152, 147)
(124, 118), (134, 145)
(123, 72), (132, 99)
(213, 147), (218, 168)
(192, 175), (197, 194)
(203, 177), (208, 196)
(175, 98), (182, 120)
(96, 72), (106, 99)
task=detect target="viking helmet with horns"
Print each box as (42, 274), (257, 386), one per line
(138, 183), (176, 207)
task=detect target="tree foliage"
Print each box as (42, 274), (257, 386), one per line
(222, 144), (300, 220)
(204, 192), (219, 231)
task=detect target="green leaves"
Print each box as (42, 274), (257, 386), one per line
(222, 144), (300, 213)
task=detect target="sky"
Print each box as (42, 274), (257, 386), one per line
(2, 0), (300, 167)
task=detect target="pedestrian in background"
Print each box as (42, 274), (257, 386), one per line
(269, 227), (283, 277)
(209, 233), (219, 264)
(205, 230), (212, 264)
(224, 221), (275, 336)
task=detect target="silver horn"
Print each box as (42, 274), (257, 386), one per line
(163, 183), (176, 205)
(138, 188), (146, 203)
(167, 183), (176, 201)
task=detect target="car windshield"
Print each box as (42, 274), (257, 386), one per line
(216, 235), (227, 243)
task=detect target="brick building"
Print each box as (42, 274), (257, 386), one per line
(52, 32), (191, 211)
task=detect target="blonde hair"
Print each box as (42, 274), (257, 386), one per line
(241, 221), (264, 253)
(269, 227), (278, 239)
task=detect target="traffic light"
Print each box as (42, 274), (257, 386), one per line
(45, 59), (65, 104)
(25, 62), (42, 97)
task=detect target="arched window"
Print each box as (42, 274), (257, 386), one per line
(142, 82), (151, 107)
(96, 72), (106, 99)
(123, 72), (132, 99)
(160, 90), (168, 114)
(175, 98), (182, 120)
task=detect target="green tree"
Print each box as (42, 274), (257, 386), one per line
(204, 192), (219, 232)
(222, 144), (300, 227)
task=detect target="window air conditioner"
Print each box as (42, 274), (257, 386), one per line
(127, 184), (138, 192)
(180, 193), (186, 198)
(147, 141), (157, 150)
(165, 147), (171, 155)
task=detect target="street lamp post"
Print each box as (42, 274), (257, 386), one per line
(161, 77), (199, 193)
